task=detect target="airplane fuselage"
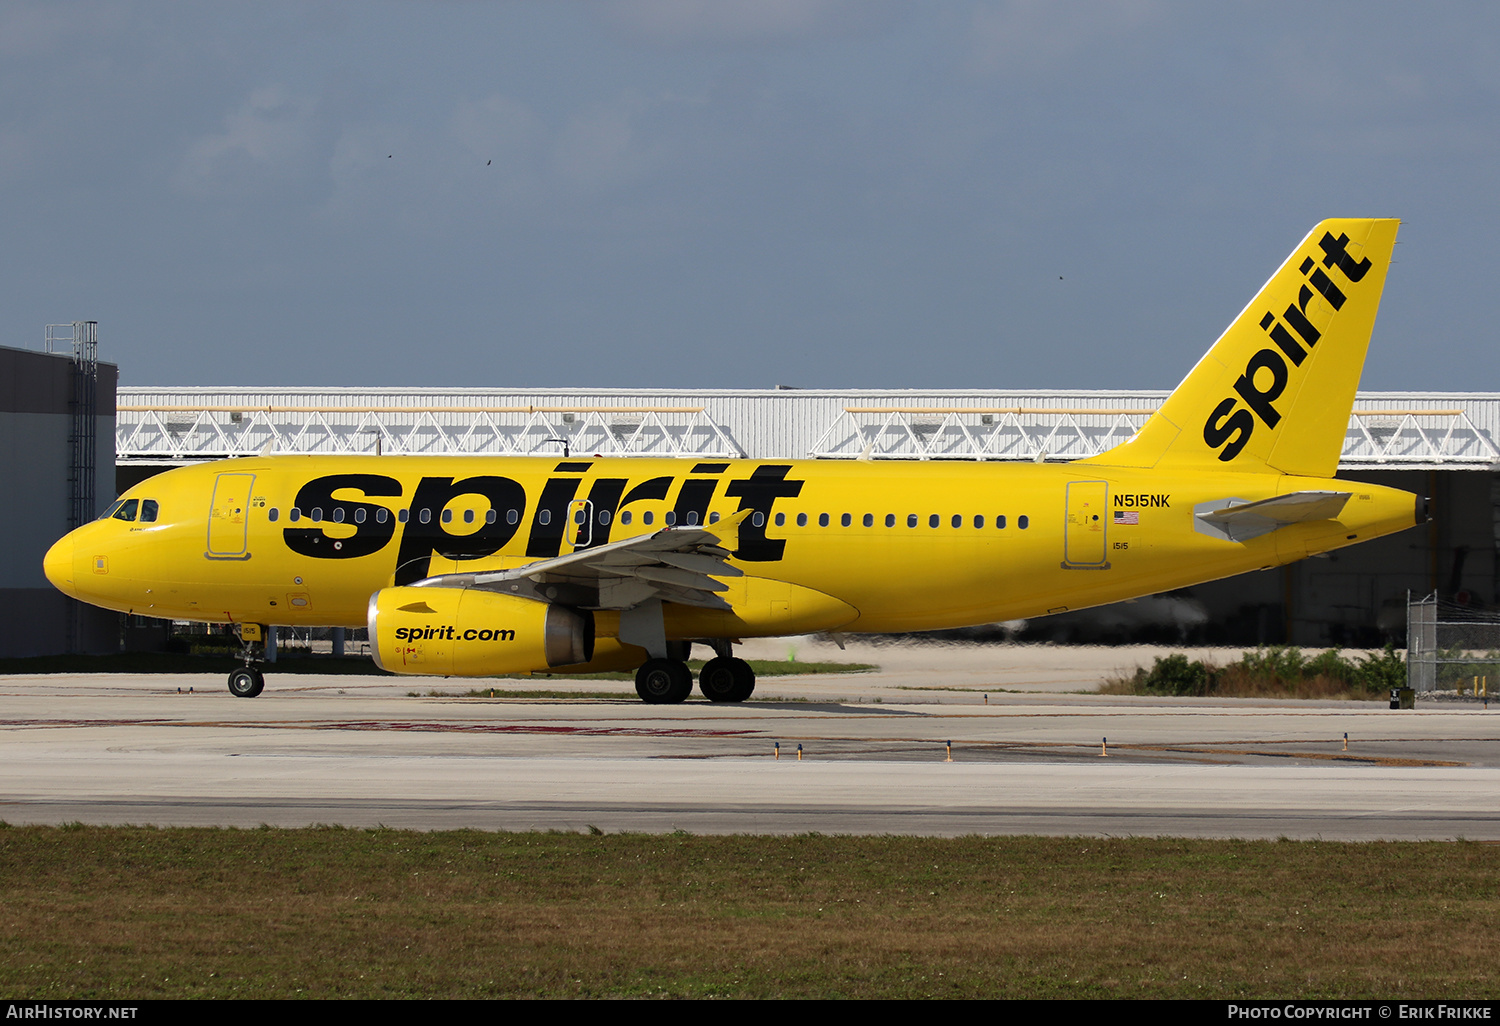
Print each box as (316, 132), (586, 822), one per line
(47, 453), (1419, 638)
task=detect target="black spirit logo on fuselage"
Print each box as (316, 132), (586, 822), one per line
(282, 463), (807, 583)
(1202, 231), (1373, 462)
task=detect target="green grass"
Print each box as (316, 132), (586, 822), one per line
(0, 826), (1494, 999)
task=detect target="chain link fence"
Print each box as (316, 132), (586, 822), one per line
(1406, 592), (1500, 696)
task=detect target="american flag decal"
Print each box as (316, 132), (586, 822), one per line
(1113, 510), (1139, 525)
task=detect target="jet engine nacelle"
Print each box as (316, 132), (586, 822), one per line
(367, 585), (594, 676)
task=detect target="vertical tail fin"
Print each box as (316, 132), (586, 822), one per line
(1084, 218), (1399, 476)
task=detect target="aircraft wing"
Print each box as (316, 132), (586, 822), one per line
(409, 510), (750, 611)
(1195, 491), (1352, 543)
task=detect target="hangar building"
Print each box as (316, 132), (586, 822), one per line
(114, 385), (1500, 647)
(1, 330), (117, 658)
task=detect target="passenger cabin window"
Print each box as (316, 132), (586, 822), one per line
(419, 508), (431, 524)
(975, 515), (985, 528)
(376, 508), (389, 524)
(139, 500), (159, 523)
(289, 508), (301, 522)
(1018, 515), (1030, 529)
(797, 513), (808, 527)
(885, 514), (896, 527)
(398, 509), (409, 523)
(928, 514), (940, 528)
(485, 510), (496, 524)
(643, 512), (653, 525)
(997, 515), (1006, 529)
(907, 514), (918, 528)
(751, 511), (764, 527)
(621, 511), (633, 525)
(775, 513), (786, 527)
(863, 514), (873, 527)
(818, 513), (829, 527)
(506, 509), (519, 525)
(665, 511), (676, 526)
(112, 499), (138, 522)
(268, 508), (280, 523)
(951, 514), (962, 528)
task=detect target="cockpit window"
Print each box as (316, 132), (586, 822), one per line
(112, 499), (139, 522)
(139, 499), (159, 523)
(100, 500), (125, 520)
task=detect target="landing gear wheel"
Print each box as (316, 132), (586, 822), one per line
(699, 656), (755, 703)
(635, 658), (693, 704)
(227, 666), (265, 699)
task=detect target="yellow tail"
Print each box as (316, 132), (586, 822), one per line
(1085, 218), (1399, 476)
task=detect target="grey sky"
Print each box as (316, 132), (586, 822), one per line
(1, 1), (1495, 390)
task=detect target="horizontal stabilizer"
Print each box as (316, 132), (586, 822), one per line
(1194, 490), (1351, 543)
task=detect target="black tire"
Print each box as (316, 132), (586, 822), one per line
(699, 656), (755, 703)
(635, 658), (692, 704)
(228, 667), (264, 699)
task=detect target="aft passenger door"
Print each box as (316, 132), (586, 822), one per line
(1063, 481), (1109, 569)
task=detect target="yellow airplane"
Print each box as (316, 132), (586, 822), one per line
(44, 218), (1423, 703)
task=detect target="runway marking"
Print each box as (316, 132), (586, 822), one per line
(0, 718), (177, 729)
(1117, 744), (1466, 767)
(308, 720), (761, 738)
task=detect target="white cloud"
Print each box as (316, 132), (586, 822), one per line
(553, 98), (651, 191)
(174, 85), (328, 200)
(451, 94), (541, 172)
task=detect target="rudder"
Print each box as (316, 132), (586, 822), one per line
(1084, 218), (1399, 476)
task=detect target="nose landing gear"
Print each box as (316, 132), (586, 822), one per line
(228, 665), (265, 698)
(228, 623), (268, 698)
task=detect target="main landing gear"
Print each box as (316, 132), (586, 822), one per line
(698, 656), (756, 703)
(633, 652), (756, 704)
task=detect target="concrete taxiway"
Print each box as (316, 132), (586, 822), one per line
(2, 643), (1497, 839)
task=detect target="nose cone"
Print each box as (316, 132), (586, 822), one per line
(44, 533), (75, 597)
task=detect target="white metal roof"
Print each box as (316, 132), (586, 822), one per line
(115, 387), (1500, 470)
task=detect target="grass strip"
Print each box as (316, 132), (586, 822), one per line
(0, 826), (1494, 1000)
